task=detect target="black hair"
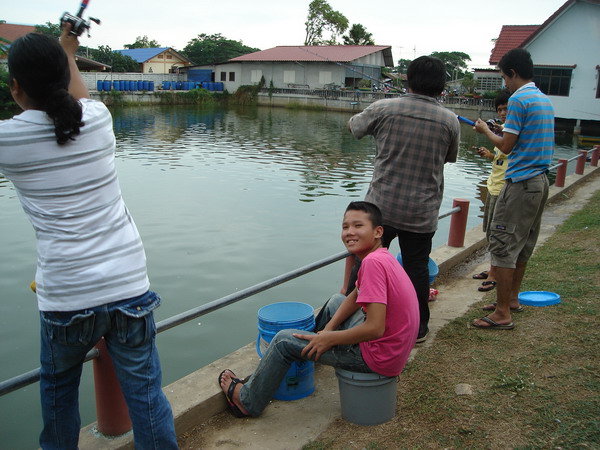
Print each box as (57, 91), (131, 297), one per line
(407, 56), (446, 97)
(8, 33), (83, 145)
(495, 89), (511, 110)
(345, 201), (383, 228)
(498, 48), (533, 80)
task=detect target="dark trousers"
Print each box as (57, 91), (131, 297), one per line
(345, 226), (434, 337)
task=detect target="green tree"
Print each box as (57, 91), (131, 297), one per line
(34, 22), (61, 38)
(396, 58), (411, 74)
(124, 35), (161, 49)
(304, 0), (349, 45)
(461, 72), (476, 94)
(182, 33), (259, 65)
(342, 24), (374, 45)
(430, 51), (471, 80)
(0, 36), (9, 57)
(88, 45), (139, 72)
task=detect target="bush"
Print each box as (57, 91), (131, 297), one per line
(0, 65), (15, 110)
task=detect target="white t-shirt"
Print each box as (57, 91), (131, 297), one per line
(0, 99), (150, 311)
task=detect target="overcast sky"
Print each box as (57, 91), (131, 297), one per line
(3, 0), (568, 68)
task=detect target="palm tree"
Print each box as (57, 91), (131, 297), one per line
(342, 24), (375, 45)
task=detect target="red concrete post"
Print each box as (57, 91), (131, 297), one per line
(591, 145), (599, 167)
(448, 199), (469, 248)
(92, 338), (132, 436)
(555, 159), (568, 188)
(575, 150), (587, 175)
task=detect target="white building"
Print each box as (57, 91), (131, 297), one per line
(191, 45), (394, 92)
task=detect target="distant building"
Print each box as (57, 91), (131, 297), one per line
(114, 48), (193, 74)
(486, 0), (600, 125)
(189, 45), (394, 92)
(0, 22), (110, 72)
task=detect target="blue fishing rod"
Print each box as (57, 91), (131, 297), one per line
(61, 0), (101, 37)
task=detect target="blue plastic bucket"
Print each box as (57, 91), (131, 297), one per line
(256, 302), (315, 401)
(396, 254), (439, 284)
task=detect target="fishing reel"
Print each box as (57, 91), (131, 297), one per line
(61, 0), (101, 37)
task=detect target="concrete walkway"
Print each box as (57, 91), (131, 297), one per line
(79, 166), (600, 450)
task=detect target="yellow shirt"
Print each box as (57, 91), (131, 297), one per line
(486, 148), (508, 196)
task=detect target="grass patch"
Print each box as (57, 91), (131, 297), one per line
(305, 189), (600, 449)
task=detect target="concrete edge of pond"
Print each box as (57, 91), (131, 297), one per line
(78, 164), (600, 450)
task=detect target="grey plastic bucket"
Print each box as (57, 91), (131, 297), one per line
(335, 368), (397, 425)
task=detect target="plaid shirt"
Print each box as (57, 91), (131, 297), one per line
(349, 94), (460, 233)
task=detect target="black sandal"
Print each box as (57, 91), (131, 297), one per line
(472, 271), (489, 280)
(218, 370), (250, 418)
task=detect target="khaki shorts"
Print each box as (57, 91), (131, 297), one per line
(489, 173), (549, 268)
(483, 191), (500, 241)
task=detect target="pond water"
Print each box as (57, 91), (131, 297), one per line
(0, 104), (585, 448)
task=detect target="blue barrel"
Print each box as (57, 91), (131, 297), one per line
(215, 82), (224, 91)
(171, 81), (177, 90)
(122, 81), (129, 91)
(162, 81), (170, 90)
(103, 80), (111, 91)
(96, 80), (103, 91)
(138, 80), (144, 90)
(396, 254), (439, 284)
(176, 81), (183, 90)
(142, 81), (150, 91)
(113, 80), (121, 91)
(148, 81), (154, 92)
(256, 302), (315, 401)
(129, 80), (137, 91)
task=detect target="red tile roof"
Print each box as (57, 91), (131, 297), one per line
(231, 45), (394, 66)
(489, 25), (540, 65)
(0, 23), (36, 42)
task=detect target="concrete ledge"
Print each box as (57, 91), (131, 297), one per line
(78, 164), (599, 449)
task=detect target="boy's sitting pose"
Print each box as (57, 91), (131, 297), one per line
(219, 201), (419, 417)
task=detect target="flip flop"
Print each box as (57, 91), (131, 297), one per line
(478, 281), (497, 292)
(218, 369), (250, 418)
(472, 271), (489, 280)
(482, 302), (524, 312)
(472, 316), (515, 330)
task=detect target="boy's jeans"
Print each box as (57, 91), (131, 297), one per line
(39, 291), (178, 450)
(239, 293), (372, 416)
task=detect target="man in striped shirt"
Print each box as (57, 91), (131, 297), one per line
(473, 48), (554, 330)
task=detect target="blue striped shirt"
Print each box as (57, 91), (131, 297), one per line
(503, 83), (554, 182)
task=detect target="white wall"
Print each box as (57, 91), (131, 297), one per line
(525, 1), (600, 120)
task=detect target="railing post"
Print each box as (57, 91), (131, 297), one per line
(448, 199), (469, 248)
(591, 145), (599, 167)
(575, 150), (587, 175)
(555, 159), (568, 187)
(92, 338), (132, 436)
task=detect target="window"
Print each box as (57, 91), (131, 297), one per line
(533, 67), (572, 97)
(158, 54), (164, 59)
(166, 54), (173, 60)
(283, 70), (296, 84)
(229, 72), (235, 82)
(477, 76), (503, 92)
(319, 71), (332, 84)
(220, 72), (227, 82)
(251, 70), (262, 83)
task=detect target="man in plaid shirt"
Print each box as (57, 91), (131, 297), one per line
(347, 56), (460, 343)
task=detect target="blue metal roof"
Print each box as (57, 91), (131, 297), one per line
(113, 47), (170, 63)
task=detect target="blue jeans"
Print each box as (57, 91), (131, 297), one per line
(39, 291), (178, 450)
(239, 293), (372, 416)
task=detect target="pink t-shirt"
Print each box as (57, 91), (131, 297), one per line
(357, 248), (419, 376)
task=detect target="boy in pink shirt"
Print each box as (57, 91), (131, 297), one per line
(219, 201), (419, 417)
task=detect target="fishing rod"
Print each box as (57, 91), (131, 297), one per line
(61, 0), (101, 37)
